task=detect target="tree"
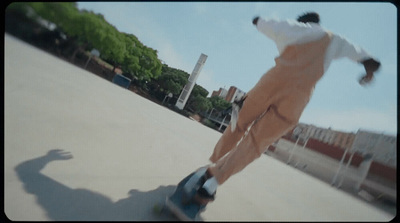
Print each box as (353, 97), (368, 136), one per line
(187, 95), (212, 113)
(186, 84), (211, 113)
(156, 64), (188, 95)
(25, 2), (160, 79)
(26, 3), (83, 60)
(16, 2), (211, 101)
(209, 95), (231, 111)
(97, 26), (126, 72)
(138, 46), (162, 81)
(190, 84), (209, 98)
(26, 2), (79, 30)
(121, 33), (141, 77)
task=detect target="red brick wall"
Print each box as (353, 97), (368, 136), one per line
(369, 162), (396, 182)
(306, 138), (364, 167)
(225, 86), (237, 103)
(280, 136), (396, 182)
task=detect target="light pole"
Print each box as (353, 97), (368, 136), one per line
(162, 93), (173, 105)
(338, 151), (355, 188)
(287, 127), (303, 164)
(208, 108), (215, 118)
(219, 114), (228, 131)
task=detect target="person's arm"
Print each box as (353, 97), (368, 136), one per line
(252, 16), (326, 54)
(330, 35), (381, 85)
(252, 16), (280, 41)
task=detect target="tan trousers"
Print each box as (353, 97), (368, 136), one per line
(209, 33), (332, 185)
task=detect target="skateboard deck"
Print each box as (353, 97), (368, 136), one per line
(164, 169), (207, 221)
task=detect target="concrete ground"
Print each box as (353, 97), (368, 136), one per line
(4, 33), (395, 221)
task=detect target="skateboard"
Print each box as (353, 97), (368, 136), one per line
(154, 167), (208, 221)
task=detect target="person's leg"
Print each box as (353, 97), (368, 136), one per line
(208, 104), (296, 185)
(208, 82), (312, 185)
(209, 68), (280, 163)
(198, 92), (274, 201)
(209, 96), (265, 163)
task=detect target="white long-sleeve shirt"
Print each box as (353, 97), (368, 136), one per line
(256, 17), (372, 72)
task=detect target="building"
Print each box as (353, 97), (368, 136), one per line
(351, 130), (397, 167)
(291, 123), (396, 167)
(333, 131), (356, 150)
(211, 86), (246, 103)
(293, 123), (355, 149)
(211, 87), (228, 99)
(226, 86), (246, 103)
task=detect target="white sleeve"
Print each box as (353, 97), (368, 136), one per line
(330, 34), (372, 63)
(256, 18), (282, 41)
(256, 18), (327, 53)
(256, 18), (307, 52)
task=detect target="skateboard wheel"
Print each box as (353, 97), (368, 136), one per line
(153, 203), (163, 215)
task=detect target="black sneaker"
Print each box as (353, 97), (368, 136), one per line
(194, 186), (216, 205)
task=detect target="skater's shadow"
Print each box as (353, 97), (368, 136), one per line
(14, 149), (204, 221)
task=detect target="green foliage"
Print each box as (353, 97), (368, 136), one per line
(27, 2), (80, 36)
(138, 46), (162, 81)
(209, 95), (231, 111)
(156, 65), (189, 95)
(8, 2), (217, 114)
(121, 33), (141, 75)
(201, 118), (218, 129)
(24, 2), (160, 82)
(185, 84), (210, 113)
(6, 2), (31, 14)
(187, 95), (212, 113)
(191, 84), (209, 98)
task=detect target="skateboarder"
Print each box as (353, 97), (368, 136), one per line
(186, 12), (381, 207)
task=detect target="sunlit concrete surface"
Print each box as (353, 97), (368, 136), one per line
(4, 33), (394, 221)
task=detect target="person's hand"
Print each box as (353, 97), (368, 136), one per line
(359, 73), (374, 86)
(46, 149), (73, 160)
(359, 58), (380, 86)
(252, 16), (260, 25)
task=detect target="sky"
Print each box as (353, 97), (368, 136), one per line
(76, 2), (397, 136)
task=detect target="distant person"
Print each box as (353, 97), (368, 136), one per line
(189, 12), (381, 205)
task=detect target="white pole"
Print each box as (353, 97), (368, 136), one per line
(338, 151), (354, 188)
(354, 155), (373, 191)
(296, 137), (309, 166)
(219, 115), (227, 131)
(176, 54), (207, 110)
(331, 148), (348, 186)
(287, 137), (300, 164)
(84, 55), (92, 69)
(302, 137), (309, 149)
(208, 108), (215, 118)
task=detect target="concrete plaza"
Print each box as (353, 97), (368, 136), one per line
(4, 34), (394, 221)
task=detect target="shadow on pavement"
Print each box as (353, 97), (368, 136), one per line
(14, 149), (201, 221)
